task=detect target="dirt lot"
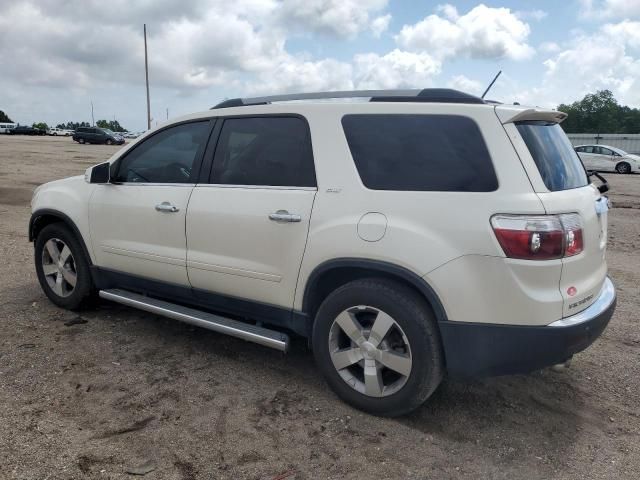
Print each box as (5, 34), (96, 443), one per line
(0, 135), (638, 479)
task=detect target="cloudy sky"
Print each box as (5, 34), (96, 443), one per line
(1, 0), (639, 131)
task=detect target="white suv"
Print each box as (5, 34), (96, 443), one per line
(30, 89), (616, 416)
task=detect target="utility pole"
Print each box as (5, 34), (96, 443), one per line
(166, 108), (168, 120)
(90, 101), (95, 126)
(144, 24), (151, 130)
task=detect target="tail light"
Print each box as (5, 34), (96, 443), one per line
(491, 214), (583, 260)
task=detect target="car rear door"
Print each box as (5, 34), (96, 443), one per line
(89, 120), (213, 285)
(186, 115), (316, 311)
(498, 108), (608, 318)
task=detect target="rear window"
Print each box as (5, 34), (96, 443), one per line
(516, 121), (588, 191)
(341, 114), (498, 192)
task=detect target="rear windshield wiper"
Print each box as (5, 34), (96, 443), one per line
(587, 171), (609, 194)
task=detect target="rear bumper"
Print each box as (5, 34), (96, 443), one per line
(439, 277), (616, 377)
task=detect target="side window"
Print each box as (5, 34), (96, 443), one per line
(113, 121), (210, 183)
(598, 147), (613, 156)
(211, 117), (316, 187)
(342, 114), (498, 192)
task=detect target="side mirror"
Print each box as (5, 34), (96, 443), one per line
(85, 162), (111, 184)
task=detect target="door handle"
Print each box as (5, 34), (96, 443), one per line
(155, 202), (180, 213)
(269, 210), (301, 223)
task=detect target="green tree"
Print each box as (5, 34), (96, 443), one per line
(96, 119), (127, 132)
(0, 110), (13, 123)
(558, 90), (640, 133)
(55, 121), (90, 130)
(32, 122), (48, 131)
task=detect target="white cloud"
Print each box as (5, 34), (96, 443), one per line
(396, 4), (534, 61)
(275, 0), (388, 38)
(435, 4), (459, 21)
(353, 49), (441, 89)
(494, 20), (640, 108)
(516, 9), (548, 21)
(539, 41), (561, 54)
(579, 0), (640, 19)
(371, 14), (392, 38)
(447, 75), (483, 95)
(248, 57), (353, 94)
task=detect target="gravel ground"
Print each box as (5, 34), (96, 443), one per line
(0, 135), (638, 480)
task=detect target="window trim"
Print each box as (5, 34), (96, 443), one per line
(111, 118), (216, 185)
(341, 113), (499, 193)
(202, 113), (317, 189)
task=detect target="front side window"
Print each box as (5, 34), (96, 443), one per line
(113, 121), (210, 183)
(598, 147), (613, 156)
(516, 121), (588, 191)
(211, 117), (316, 187)
(342, 114), (498, 192)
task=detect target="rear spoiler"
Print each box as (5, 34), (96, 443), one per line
(495, 105), (568, 124)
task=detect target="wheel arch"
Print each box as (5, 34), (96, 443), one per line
(302, 258), (448, 324)
(29, 209), (93, 265)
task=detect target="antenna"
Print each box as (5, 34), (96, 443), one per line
(481, 70), (502, 99)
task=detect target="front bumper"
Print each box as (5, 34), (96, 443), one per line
(439, 277), (616, 377)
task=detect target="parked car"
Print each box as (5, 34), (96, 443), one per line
(47, 127), (72, 136)
(575, 144), (639, 174)
(8, 125), (45, 135)
(29, 88), (616, 416)
(124, 131), (143, 139)
(0, 122), (17, 134)
(72, 127), (125, 145)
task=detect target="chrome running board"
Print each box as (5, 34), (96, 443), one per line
(99, 289), (289, 352)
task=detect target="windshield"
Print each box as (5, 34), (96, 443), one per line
(102, 129), (115, 135)
(516, 121), (588, 191)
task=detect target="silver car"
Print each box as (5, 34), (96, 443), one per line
(575, 144), (640, 174)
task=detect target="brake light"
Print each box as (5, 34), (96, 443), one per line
(491, 214), (583, 260)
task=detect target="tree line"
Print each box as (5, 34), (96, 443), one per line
(557, 90), (640, 134)
(0, 112), (128, 132)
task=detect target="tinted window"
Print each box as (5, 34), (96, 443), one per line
(113, 121), (210, 183)
(516, 122), (588, 191)
(342, 114), (497, 191)
(598, 147), (613, 156)
(211, 117), (315, 187)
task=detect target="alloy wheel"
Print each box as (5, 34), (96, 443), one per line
(328, 306), (412, 397)
(41, 238), (77, 297)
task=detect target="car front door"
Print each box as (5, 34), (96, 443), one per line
(596, 146), (615, 171)
(89, 120), (213, 285)
(186, 116), (317, 311)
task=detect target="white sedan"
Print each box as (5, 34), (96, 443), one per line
(575, 144), (640, 174)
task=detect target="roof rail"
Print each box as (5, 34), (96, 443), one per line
(211, 88), (485, 109)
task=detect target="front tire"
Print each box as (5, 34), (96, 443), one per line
(34, 223), (94, 310)
(312, 278), (444, 417)
(616, 162), (631, 174)
(105, 139), (113, 145)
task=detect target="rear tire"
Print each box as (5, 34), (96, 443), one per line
(34, 223), (94, 310)
(312, 278), (444, 417)
(616, 162), (631, 174)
